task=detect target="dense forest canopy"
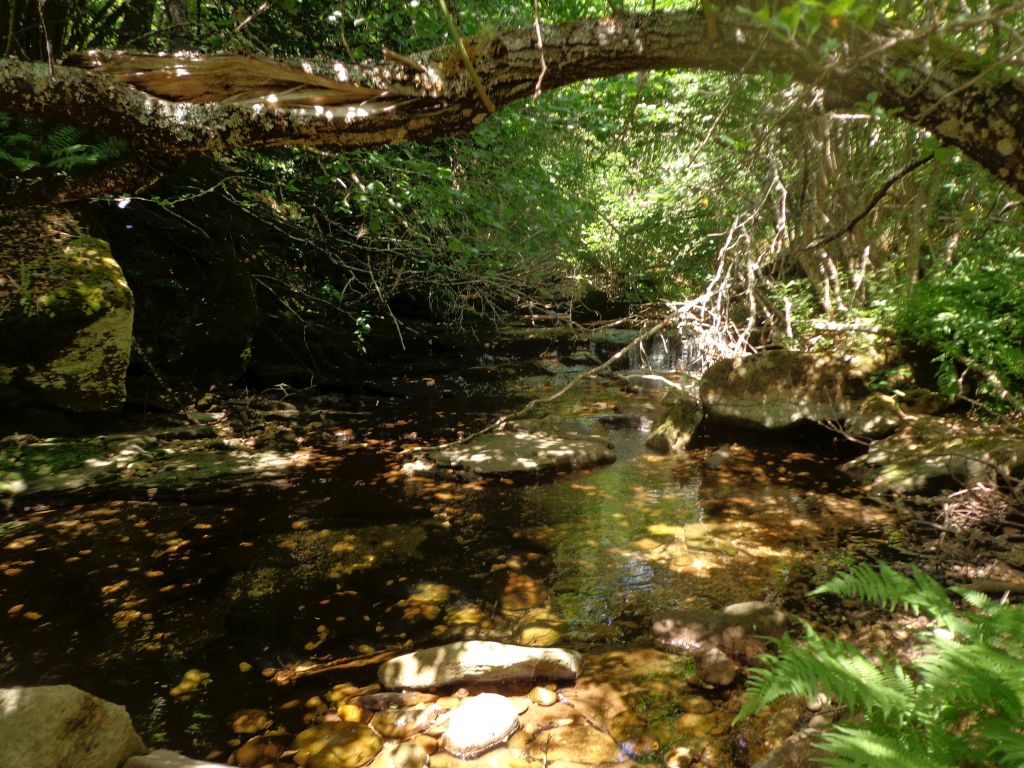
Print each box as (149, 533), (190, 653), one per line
(2, 0), (1024, 408)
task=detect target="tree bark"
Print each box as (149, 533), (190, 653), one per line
(1, 8), (1022, 200)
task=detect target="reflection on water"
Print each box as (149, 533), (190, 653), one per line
(0, 379), (889, 753)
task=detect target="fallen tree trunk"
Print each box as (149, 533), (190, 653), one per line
(1, 7), (1022, 201)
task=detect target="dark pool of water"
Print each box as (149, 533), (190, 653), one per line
(0, 377), (891, 755)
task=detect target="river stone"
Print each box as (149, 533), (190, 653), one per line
(409, 419), (615, 478)
(652, 602), (788, 653)
(0, 685), (145, 768)
(292, 721), (382, 768)
(700, 350), (867, 429)
(523, 725), (623, 764)
(378, 641), (582, 690)
(0, 234), (134, 412)
(646, 390), (703, 453)
(441, 693), (520, 758)
(369, 703), (444, 738)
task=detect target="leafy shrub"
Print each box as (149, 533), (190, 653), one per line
(0, 112), (126, 176)
(739, 563), (1024, 768)
(893, 250), (1024, 411)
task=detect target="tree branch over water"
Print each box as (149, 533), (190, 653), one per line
(2, 8), (1023, 198)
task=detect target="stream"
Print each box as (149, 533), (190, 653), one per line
(0, 358), (896, 759)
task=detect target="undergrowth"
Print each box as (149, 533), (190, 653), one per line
(738, 563), (1024, 768)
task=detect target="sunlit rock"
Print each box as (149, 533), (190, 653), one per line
(292, 721), (382, 768)
(441, 693), (520, 758)
(844, 415), (1024, 493)
(528, 686), (558, 706)
(700, 350), (867, 429)
(378, 641), (582, 690)
(0, 685), (144, 768)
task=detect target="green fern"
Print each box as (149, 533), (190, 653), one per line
(0, 111), (125, 176)
(739, 564), (1024, 768)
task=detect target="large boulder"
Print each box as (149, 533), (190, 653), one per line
(379, 641), (582, 690)
(0, 685), (145, 768)
(844, 415), (1024, 493)
(645, 390), (703, 453)
(700, 350), (867, 430)
(0, 233), (133, 412)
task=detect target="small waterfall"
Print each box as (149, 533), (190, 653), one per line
(628, 332), (701, 373)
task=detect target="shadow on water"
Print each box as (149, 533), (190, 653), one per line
(0, 376), (894, 754)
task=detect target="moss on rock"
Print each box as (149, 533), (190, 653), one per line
(1, 225), (134, 413)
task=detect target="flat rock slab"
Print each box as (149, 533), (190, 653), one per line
(379, 641), (583, 691)
(406, 419), (615, 478)
(844, 415), (1024, 493)
(0, 685), (145, 768)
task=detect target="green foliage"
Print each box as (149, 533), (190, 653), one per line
(893, 250), (1024, 408)
(739, 564), (1024, 768)
(0, 112), (125, 177)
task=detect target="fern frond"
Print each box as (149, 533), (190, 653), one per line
(0, 148), (39, 172)
(975, 719), (1024, 766)
(812, 563), (958, 627)
(43, 124), (87, 153)
(816, 725), (949, 768)
(736, 626), (912, 722)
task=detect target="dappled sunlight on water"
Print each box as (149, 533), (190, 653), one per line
(0, 378), (893, 753)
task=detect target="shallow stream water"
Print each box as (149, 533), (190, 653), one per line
(0, 373), (893, 756)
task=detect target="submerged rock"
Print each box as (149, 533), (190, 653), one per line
(369, 703), (445, 739)
(653, 601), (789, 687)
(0, 685), (145, 768)
(406, 419), (615, 479)
(378, 641), (582, 690)
(292, 722), (382, 768)
(700, 350), (866, 429)
(441, 693), (520, 758)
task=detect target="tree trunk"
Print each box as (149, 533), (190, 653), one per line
(1, 8), (1022, 201)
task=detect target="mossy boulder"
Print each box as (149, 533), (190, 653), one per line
(700, 350), (867, 430)
(646, 390), (703, 453)
(0, 235), (133, 412)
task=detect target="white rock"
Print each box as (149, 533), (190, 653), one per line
(0, 685), (145, 768)
(378, 641), (582, 690)
(441, 694), (519, 758)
